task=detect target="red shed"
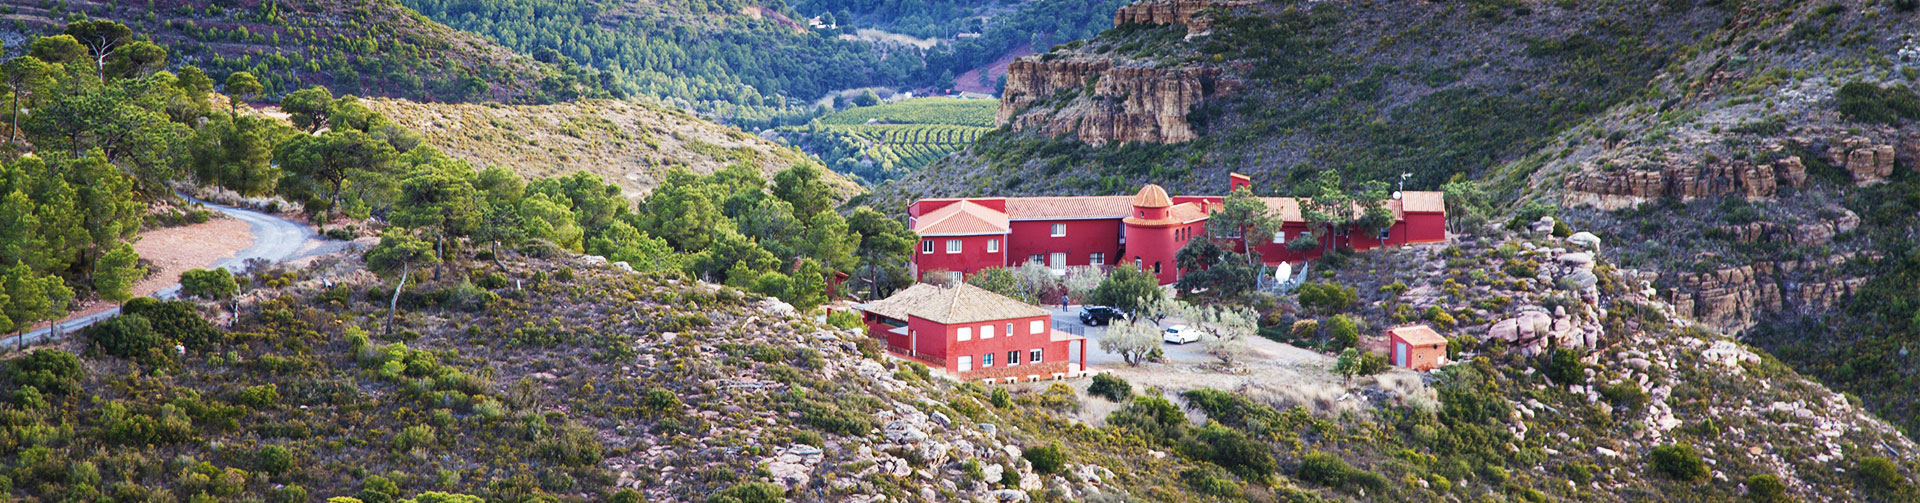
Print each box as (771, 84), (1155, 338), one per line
(1386, 325), (1448, 371)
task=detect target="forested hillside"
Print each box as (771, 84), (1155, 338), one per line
(0, 0), (608, 103)
(400, 0), (1127, 126)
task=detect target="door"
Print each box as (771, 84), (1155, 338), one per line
(1049, 252), (1066, 269)
(1394, 342), (1408, 367)
(958, 356), (972, 372)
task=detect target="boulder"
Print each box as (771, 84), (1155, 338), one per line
(1567, 232), (1602, 249)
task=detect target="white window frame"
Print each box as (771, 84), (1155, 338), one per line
(1005, 323), (1013, 339)
(1089, 252), (1104, 266)
(1008, 350), (1020, 366)
(987, 239), (1000, 253)
(1029, 253), (1044, 265)
(958, 356), (972, 372)
(1030, 349), (1043, 363)
(1050, 223), (1066, 237)
(949, 271), (962, 284)
(922, 240), (934, 254)
(1049, 252), (1066, 269)
(1030, 320), (1045, 335)
(982, 352), (994, 367)
(1272, 231), (1285, 244)
(957, 327), (972, 341)
(946, 239), (962, 254)
(982, 324), (995, 339)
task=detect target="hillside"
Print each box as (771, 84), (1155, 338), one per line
(399, 0), (1128, 126)
(0, 0), (600, 103)
(362, 98), (861, 199)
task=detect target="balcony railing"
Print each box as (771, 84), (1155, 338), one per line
(886, 346), (945, 367)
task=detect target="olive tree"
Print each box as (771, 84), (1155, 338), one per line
(1099, 317), (1161, 366)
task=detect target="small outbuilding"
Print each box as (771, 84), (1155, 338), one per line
(1386, 325), (1448, 371)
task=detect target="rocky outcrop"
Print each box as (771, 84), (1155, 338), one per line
(1710, 209), (1859, 246)
(1902, 134), (1920, 173)
(1112, 0), (1254, 33)
(997, 56), (1235, 145)
(1666, 257), (1868, 333)
(1563, 156), (1807, 210)
(1833, 136), (1898, 185)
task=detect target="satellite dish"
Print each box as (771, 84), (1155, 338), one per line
(1392, 190), (1404, 200)
(1274, 262), (1292, 285)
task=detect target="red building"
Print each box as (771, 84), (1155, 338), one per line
(854, 283), (1089, 382)
(908, 173), (1448, 284)
(1385, 325), (1448, 371)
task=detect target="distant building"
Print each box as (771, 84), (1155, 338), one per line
(855, 283), (1088, 382)
(906, 173), (1447, 285)
(1386, 325), (1448, 371)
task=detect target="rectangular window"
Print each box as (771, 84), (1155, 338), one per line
(1029, 254), (1043, 265)
(982, 324), (995, 339)
(1378, 227), (1391, 240)
(1089, 252), (1105, 266)
(946, 239), (962, 254)
(958, 356), (972, 372)
(1335, 227), (1349, 237)
(1008, 350), (1020, 365)
(983, 352), (994, 367)
(1030, 320), (1045, 335)
(1006, 323), (1014, 338)
(987, 239), (1000, 253)
(1030, 349), (1043, 363)
(1049, 252), (1066, 269)
(1272, 231), (1285, 244)
(949, 271), (962, 284)
(957, 327), (971, 341)
(922, 240), (934, 254)
(1050, 223), (1066, 237)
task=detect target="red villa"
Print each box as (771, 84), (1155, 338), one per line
(908, 173), (1447, 284)
(855, 283), (1088, 381)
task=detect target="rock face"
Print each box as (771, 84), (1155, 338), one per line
(997, 56), (1234, 145)
(1666, 258), (1868, 333)
(1563, 157), (1805, 210)
(1112, 0), (1253, 33)
(1834, 136), (1897, 185)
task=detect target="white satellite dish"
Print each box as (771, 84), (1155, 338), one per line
(1392, 190), (1404, 200)
(1274, 262), (1292, 285)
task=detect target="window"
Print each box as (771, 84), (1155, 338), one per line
(1008, 350), (1020, 365)
(946, 239), (962, 253)
(958, 356), (972, 372)
(1272, 231), (1285, 244)
(982, 352), (994, 367)
(1029, 254), (1044, 265)
(1030, 349), (1043, 363)
(1006, 323), (1014, 338)
(957, 327), (972, 341)
(1378, 227), (1391, 240)
(949, 271), (962, 284)
(1049, 252), (1066, 269)
(1335, 227), (1349, 237)
(1089, 252), (1105, 266)
(1153, 261), (1162, 274)
(982, 324), (995, 339)
(1030, 320), (1045, 334)
(1051, 223), (1066, 237)
(987, 239), (999, 253)
(922, 240), (934, 254)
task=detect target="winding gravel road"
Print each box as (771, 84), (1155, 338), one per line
(9, 196), (334, 349)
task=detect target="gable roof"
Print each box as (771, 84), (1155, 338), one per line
(913, 200), (1010, 236)
(1004, 196), (1133, 220)
(1388, 325), (1447, 346)
(1257, 197), (1304, 222)
(1401, 191), (1445, 213)
(856, 283), (1049, 325)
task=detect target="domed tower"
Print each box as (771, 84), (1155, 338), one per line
(1122, 184), (1179, 284)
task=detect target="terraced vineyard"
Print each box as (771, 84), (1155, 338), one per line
(786, 97), (997, 183)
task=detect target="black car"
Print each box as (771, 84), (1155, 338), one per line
(1079, 306), (1130, 326)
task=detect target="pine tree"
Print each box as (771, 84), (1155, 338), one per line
(91, 243), (143, 305)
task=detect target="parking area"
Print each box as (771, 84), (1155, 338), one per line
(1047, 305), (1219, 367)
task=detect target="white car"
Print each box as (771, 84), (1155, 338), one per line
(1162, 325), (1201, 344)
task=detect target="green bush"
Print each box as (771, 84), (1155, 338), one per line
(1835, 82), (1920, 124)
(6, 349), (84, 396)
(123, 298), (222, 349)
(1650, 444), (1709, 481)
(274, 485), (307, 503)
(258, 445), (294, 475)
(1297, 452), (1350, 486)
(1856, 456), (1908, 493)
(1185, 423), (1277, 480)
(1541, 348), (1586, 385)
(642, 389), (682, 416)
(1181, 466), (1241, 497)
(239, 384), (281, 409)
(1297, 282), (1358, 313)
(708, 482), (786, 503)
(1327, 315), (1361, 349)
(85, 314), (165, 360)
(990, 387), (1013, 408)
(1024, 443), (1068, 474)
(181, 268), (240, 300)
(1744, 474), (1788, 502)
(1088, 373), (1132, 402)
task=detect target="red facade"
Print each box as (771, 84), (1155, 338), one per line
(908, 174), (1448, 285)
(856, 283), (1088, 381)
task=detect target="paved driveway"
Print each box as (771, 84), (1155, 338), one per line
(1047, 305), (1219, 368)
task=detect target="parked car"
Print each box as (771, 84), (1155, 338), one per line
(1080, 306), (1131, 326)
(1162, 325), (1202, 344)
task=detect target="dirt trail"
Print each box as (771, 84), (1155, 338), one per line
(13, 217), (256, 338)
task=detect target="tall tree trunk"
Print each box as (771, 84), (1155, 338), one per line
(385, 266), (409, 336)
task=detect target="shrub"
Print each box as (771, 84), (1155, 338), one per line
(181, 268), (240, 300)
(1835, 82), (1920, 124)
(1650, 444), (1709, 481)
(1185, 423), (1277, 479)
(1088, 373), (1132, 402)
(1744, 474), (1788, 502)
(239, 384), (281, 409)
(608, 489), (645, 503)
(708, 482), (786, 503)
(642, 389), (682, 416)
(123, 298), (222, 349)
(1423, 306), (1456, 329)
(1504, 258), (1540, 279)
(1541, 348), (1586, 385)
(1327, 315), (1360, 349)
(6, 349), (84, 396)
(825, 310), (863, 330)
(1297, 452), (1351, 486)
(392, 425), (437, 452)
(275, 485), (308, 503)
(1856, 456), (1908, 492)
(1297, 282), (1358, 313)
(1023, 443), (1068, 474)
(86, 314), (165, 360)
(1181, 466), (1241, 497)
(1290, 319), (1319, 339)
(990, 387), (1013, 408)
(258, 445), (294, 475)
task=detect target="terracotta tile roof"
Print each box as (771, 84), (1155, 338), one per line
(1171, 203), (1209, 223)
(913, 200), (1010, 236)
(1388, 325), (1447, 346)
(1131, 184), (1173, 208)
(1004, 196), (1133, 220)
(1258, 197), (1304, 222)
(1401, 191), (1445, 213)
(856, 283), (1050, 325)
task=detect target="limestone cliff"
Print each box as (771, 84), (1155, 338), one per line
(1111, 0), (1254, 33)
(996, 57), (1235, 145)
(1563, 156), (1804, 210)
(1666, 257), (1869, 334)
